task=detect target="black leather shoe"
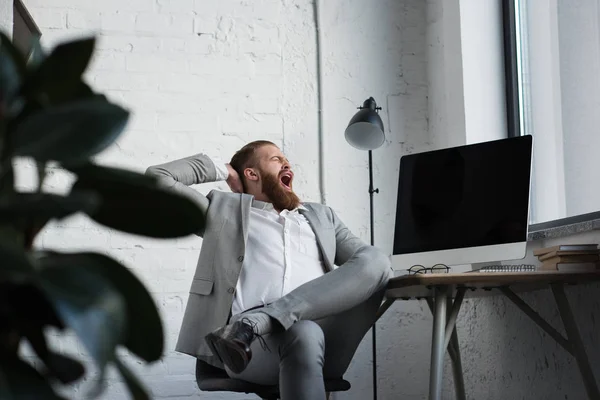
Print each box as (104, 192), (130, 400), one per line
(205, 320), (257, 374)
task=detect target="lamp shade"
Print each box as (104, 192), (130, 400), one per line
(344, 97), (385, 150)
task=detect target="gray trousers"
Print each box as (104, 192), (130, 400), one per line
(226, 255), (391, 400)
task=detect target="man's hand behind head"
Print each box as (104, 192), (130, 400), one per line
(226, 163), (244, 193)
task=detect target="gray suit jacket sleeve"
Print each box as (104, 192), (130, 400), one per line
(145, 153), (220, 236)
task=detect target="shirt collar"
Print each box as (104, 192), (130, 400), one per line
(251, 199), (307, 213)
(251, 199), (272, 210)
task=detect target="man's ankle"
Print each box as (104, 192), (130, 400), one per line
(235, 311), (274, 336)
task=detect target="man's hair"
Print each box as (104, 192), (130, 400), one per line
(230, 140), (277, 190)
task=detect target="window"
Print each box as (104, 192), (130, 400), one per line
(507, 0), (600, 224)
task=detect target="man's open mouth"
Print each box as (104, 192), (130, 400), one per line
(280, 171), (293, 191)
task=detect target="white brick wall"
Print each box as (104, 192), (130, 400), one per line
(14, 0), (600, 399)
(0, 0), (12, 35)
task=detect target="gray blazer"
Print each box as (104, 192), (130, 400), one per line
(146, 153), (387, 368)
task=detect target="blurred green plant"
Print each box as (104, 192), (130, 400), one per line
(0, 33), (205, 399)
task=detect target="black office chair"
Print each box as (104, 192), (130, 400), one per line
(195, 359), (351, 400)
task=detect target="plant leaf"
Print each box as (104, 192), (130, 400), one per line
(0, 356), (66, 400)
(9, 97), (129, 163)
(0, 191), (101, 249)
(21, 37), (95, 103)
(36, 251), (163, 362)
(7, 80), (95, 131)
(36, 36), (94, 80)
(0, 32), (25, 107)
(0, 191), (100, 227)
(0, 364), (8, 399)
(0, 49), (19, 101)
(0, 282), (65, 330)
(70, 164), (206, 238)
(35, 161), (46, 191)
(22, 327), (85, 384)
(0, 241), (35, 279)
(0, 32), (26, 75)
(27, 36), (46, 68)
(113, 357), (150, 400)
(23, 78), (96, 110)
(38, 264), (127, 392)
(43, 353), (86, 385)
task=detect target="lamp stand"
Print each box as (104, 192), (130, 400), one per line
(344, 96), (384, 400)
(368, 151), (378, 245)
(368, 149), (380, 400)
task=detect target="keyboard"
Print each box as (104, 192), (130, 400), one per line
(477, 264), (537, 273)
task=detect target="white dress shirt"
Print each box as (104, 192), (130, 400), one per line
(212, 159), (326, 316)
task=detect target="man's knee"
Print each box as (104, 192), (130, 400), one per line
(362, 249), (392, 290)
(280, 321), (325, 365)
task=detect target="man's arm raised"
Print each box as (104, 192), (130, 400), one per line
(146, 153), (244, 233)
(145, 153), (222, 232)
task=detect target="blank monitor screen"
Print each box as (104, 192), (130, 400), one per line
(393, 135), (532, 257)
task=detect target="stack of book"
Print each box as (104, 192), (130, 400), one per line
(534, 244), (600, 271)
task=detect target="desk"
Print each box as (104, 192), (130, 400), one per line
(376, 271), (600, 400)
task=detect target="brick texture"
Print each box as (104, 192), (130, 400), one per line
(0, 0), (12, 35)
(16, 1), (600, 399)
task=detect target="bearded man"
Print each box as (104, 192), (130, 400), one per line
(146, 140), (391, 400)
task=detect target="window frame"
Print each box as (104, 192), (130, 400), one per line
(502, 0), (600, 231)
(502, 0), (521, 139)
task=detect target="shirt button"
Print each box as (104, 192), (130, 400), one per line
(238, 256), (244, 262)
(228, 287), (235, 294)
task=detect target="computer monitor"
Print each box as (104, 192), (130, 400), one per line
(391, 135), (533, 270)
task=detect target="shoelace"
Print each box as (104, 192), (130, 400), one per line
(240, 317), (271, 353)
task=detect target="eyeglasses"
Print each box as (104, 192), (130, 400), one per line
(408, 264), (450, 275)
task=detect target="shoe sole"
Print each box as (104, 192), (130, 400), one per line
(205, 333), (251, 374)
(204, 333), (223, 363)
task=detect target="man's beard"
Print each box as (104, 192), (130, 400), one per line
(261, 170), (301, 211)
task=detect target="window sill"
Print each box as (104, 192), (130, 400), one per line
(528, 211), (600, 241)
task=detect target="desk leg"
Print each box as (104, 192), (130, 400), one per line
(446, 294), (466, 400)
(448, 329), (466, 400)
(429, 286), (448, 400)
(551, 284), (600, 400)
(375, 298), (396, 322)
